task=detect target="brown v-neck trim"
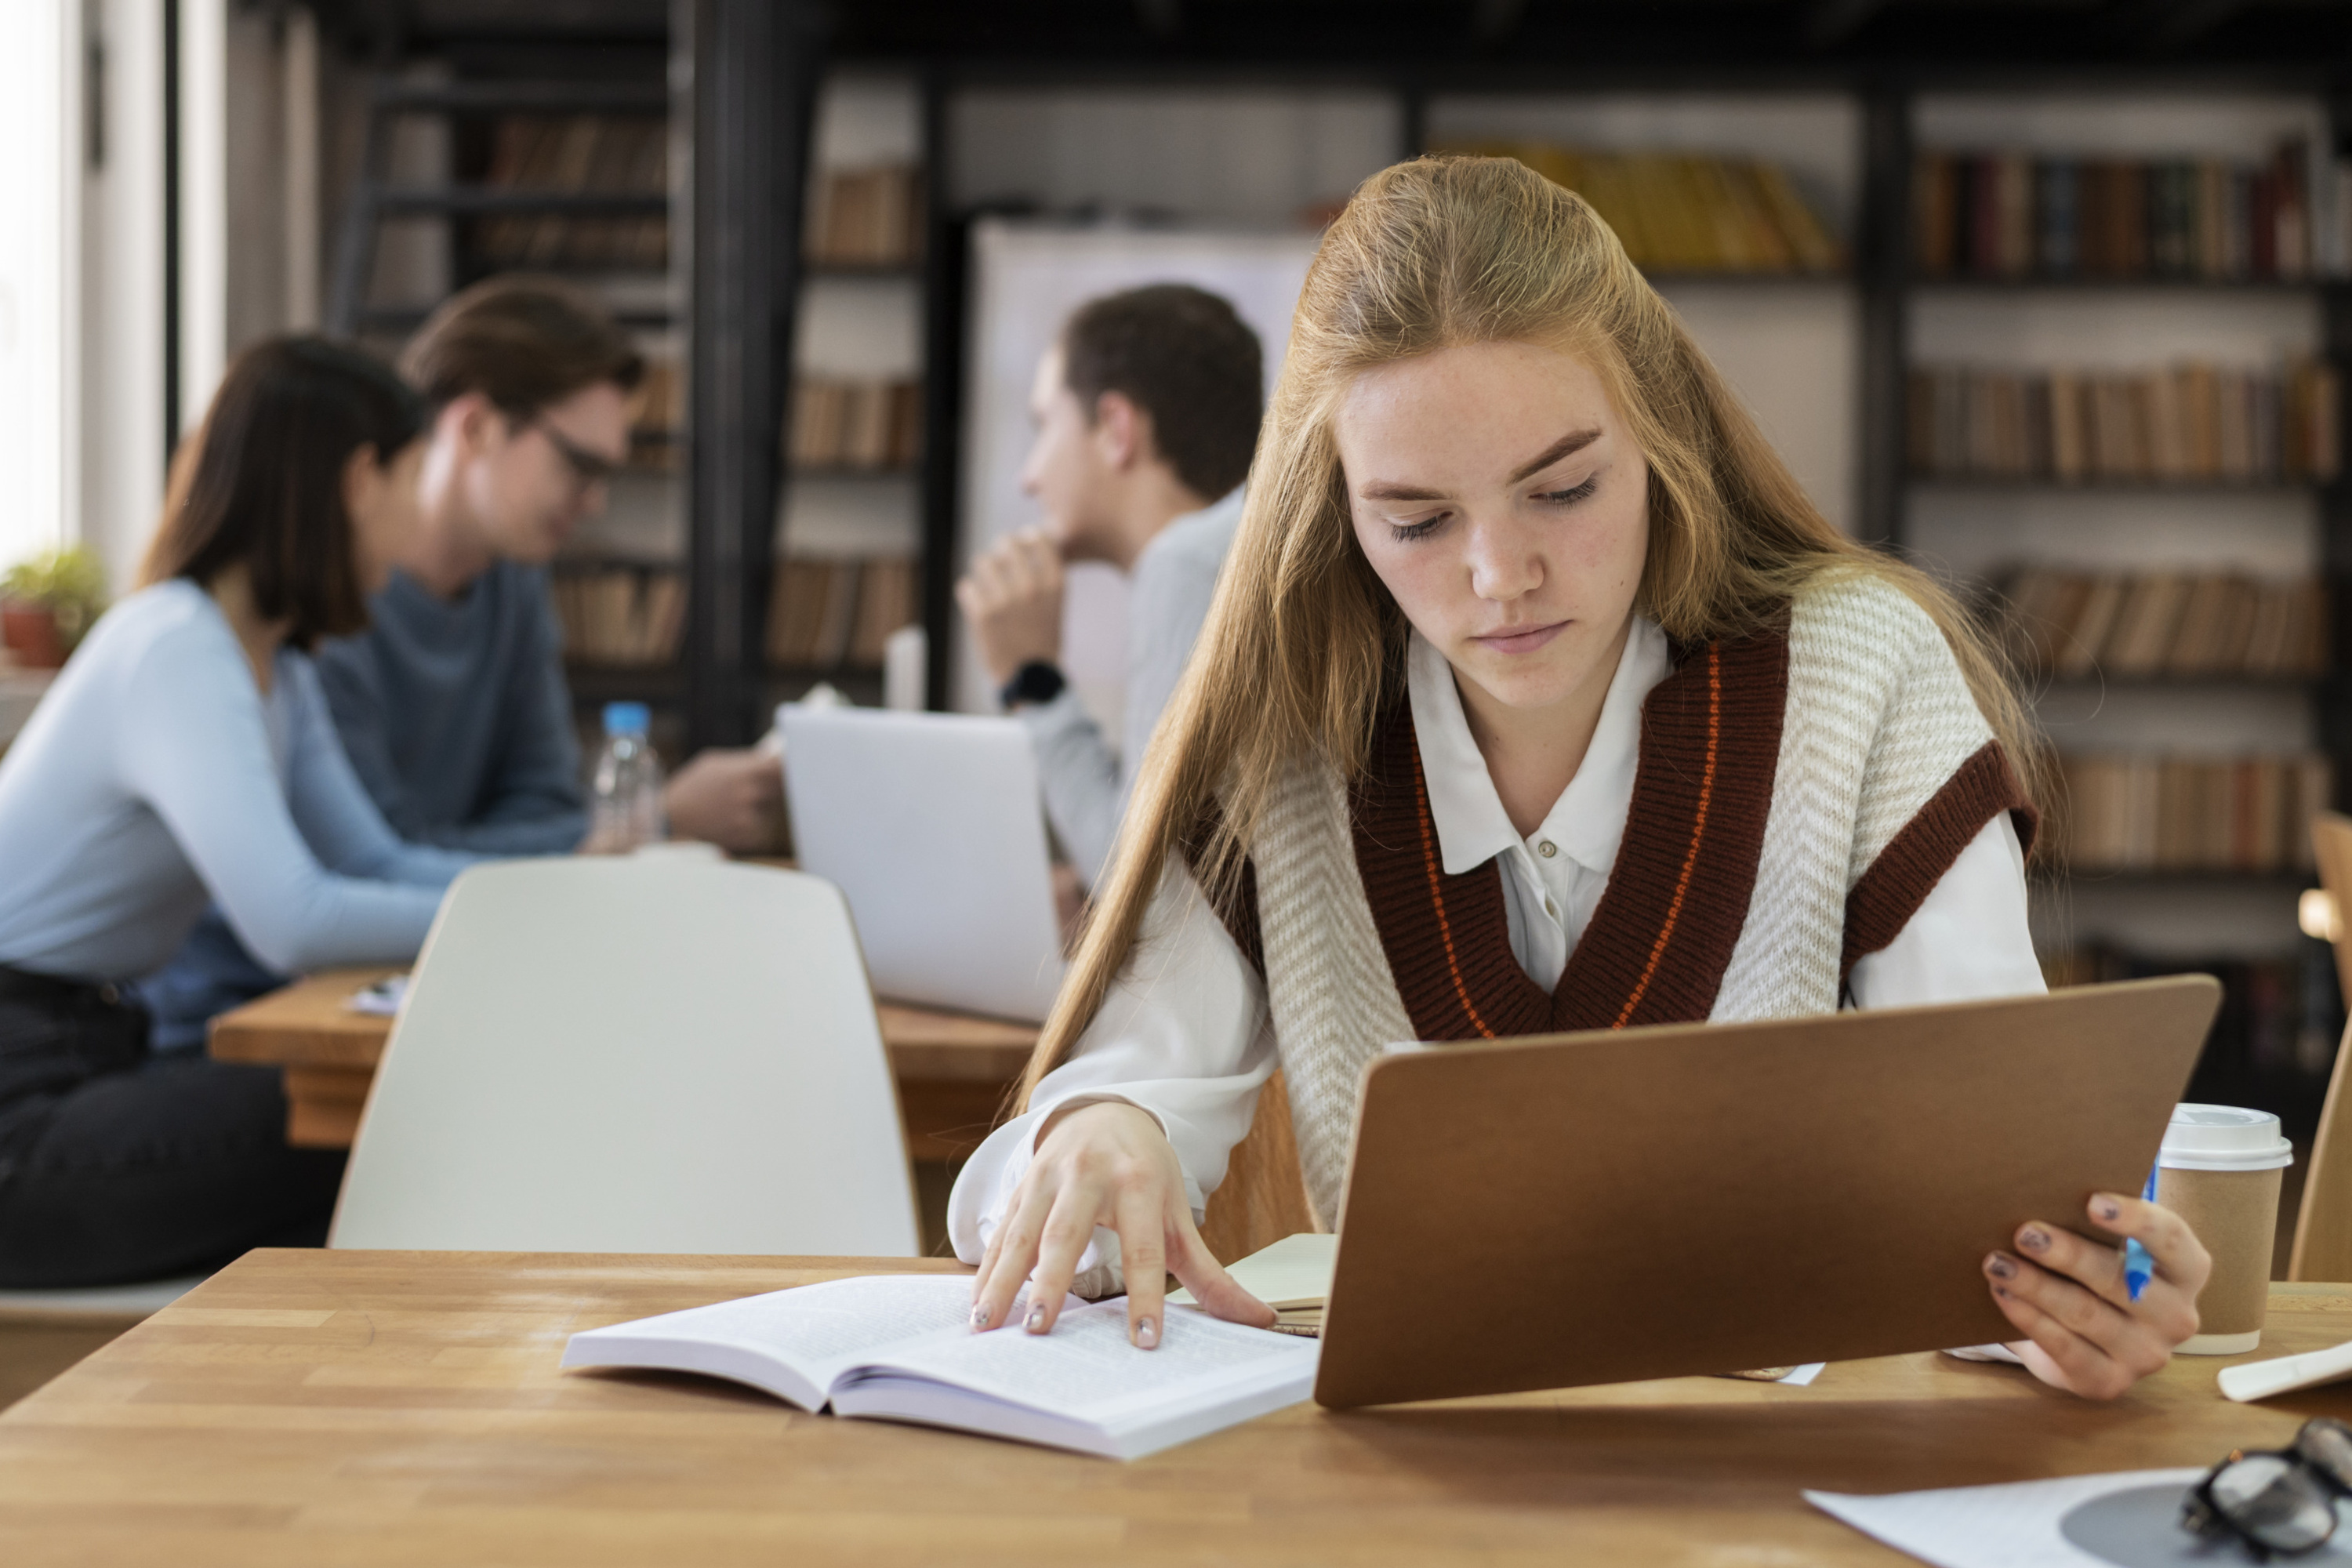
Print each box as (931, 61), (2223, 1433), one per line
(1841, 741), (2038, 981)
(1351, 623), (1791, 1042)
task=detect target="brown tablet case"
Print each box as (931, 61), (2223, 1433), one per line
(1313, 976), (2222, 1409)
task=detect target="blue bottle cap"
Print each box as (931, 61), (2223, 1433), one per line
(602, 701), (651, 737)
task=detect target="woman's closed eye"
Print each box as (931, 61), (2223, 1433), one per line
(1537, 474), (1599, 507)
(1388, 512), (1449, 543)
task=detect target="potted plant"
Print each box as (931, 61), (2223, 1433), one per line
(2, 546), (107, 670)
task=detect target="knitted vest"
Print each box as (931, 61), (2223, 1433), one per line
(1224, 574), (2034, 1227)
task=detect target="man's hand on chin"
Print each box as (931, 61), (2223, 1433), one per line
(955, 528), (1066, 691)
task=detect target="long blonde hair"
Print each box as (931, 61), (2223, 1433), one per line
(1018, 154), (2036, 1105)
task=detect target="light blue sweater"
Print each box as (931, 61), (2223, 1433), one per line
(0, 581), (471, 982)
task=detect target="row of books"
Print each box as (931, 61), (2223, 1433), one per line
(633, 360), (682, 437)
(1458, 143), (1841, 274)
(1906, 360), (2342, 484)
(788, 379), (922, 470)
(768, 556), (917, 669)
(1994, 568), (2329, 679)
(554, 566), (685, 668)
(2056, 753), (2331, 873)
(808, 166), (923, 268)
(1913, 142), (2325, 281)
(476, 114), (668, 271)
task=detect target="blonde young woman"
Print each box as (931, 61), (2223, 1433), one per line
(949, 156), (2210, 1401)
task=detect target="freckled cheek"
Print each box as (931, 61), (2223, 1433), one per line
(1356, 531), (1457, 637)
(1549, 501), (1648, 604)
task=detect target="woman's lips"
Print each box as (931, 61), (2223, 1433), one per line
(1471, 619), (1570, 655)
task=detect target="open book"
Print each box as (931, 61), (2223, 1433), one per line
(560, 1273), (1318, 1461)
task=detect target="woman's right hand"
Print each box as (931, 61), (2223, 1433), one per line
(969, 1101), (1276, 1348)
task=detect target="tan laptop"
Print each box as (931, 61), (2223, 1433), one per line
(1312, 976), (2221, 1409)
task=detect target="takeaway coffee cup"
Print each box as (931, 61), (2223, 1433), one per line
(2157, 1104), (2294, 1355)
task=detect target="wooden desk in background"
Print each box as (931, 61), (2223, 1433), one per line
(6, 1249), (2352, 1564)
(207, 967), (1036, 1161)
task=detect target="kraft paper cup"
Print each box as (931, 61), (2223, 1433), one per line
(2158, 1104), (2293, 1356)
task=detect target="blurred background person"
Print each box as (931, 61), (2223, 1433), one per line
(0, 338), (475, 1286)
(143, 278), (784, 1051)
(957, 284), (1263, 889)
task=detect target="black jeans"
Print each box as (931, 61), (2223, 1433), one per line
(0, 967), (346, 1287)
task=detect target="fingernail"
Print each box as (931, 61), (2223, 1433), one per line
(1025, 1304), (1048, 1333)
(2091, 1194), (2122, 1222)
(1992, 1284), (2011, 1299)
(1135, 1316), (1157, 1349)
(1986, 1252), (2016, 1280)
(2019, 1225), (2051, 1254)
(969, 1304), (991, 1330)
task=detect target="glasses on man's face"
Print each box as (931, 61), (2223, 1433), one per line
(2183, 1417), (2352, 1557)
(521, 415), (623, 492)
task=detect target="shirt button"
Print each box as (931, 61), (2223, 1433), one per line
(1545, 898), (1559, 918)
(1537, 840), (1558, 858)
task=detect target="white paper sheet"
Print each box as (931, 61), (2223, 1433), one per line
(345, 975), (408, 1016)
(1809, 1469), (2352, 1568)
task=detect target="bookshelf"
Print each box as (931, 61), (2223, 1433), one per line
(774, 75), (930, 708)
(324, 26), (691, 745)
(1893, 91), (2352, 1119)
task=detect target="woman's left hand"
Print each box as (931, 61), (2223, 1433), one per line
(1984, 1191), (2210, 1399)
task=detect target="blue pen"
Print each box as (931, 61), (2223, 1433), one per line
(2123, 1165), (2156, 1302)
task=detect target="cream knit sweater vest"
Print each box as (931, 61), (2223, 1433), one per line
(1248, 574), (2000, 1227)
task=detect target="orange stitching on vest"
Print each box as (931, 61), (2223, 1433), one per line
(1612, 642), (1721, 1029)
(1409, 732), (1498, 1040)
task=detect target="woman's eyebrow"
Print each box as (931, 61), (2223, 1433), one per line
(1356, 426), (1604, 500)
(1508, 427), (1603, 484)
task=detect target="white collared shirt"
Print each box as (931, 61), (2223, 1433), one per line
(946, 616), (2045, 1271)
(1411, 621), (1668, 991)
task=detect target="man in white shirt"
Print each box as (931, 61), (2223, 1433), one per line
(956, 285), (1263, 887)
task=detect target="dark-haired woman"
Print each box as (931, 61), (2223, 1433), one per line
(0, 336), (480, 1287)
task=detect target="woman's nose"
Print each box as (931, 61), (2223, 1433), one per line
(1464, 517), (1542, 602)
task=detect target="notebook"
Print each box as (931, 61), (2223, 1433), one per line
(1313, 976), (2223, 1408)
(560, 1272), (1318, 1461)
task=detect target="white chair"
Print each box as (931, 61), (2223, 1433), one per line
(329, 857), (920, 1256)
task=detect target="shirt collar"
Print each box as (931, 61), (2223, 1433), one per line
(1406, 618), (1672, 878)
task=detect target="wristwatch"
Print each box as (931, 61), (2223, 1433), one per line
(1000, 659), (1066, 710)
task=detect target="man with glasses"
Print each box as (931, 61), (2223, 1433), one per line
(140, 276), (781, 1047)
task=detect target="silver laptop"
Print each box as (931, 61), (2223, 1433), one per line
(779, 706), (1066, 1022)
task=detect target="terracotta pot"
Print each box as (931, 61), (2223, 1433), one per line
(1, 601), (64, 669)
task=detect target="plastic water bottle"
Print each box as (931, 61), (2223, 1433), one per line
(587, 701), (666, 853)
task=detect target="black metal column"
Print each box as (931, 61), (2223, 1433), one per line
(684, 0), (828, 749)
(1856, 82), (1911, 551)
(2320, 91), (2352, 810)
(916, 72), (963, 712)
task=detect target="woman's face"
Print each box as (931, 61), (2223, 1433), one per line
(1335, 339), (1650, 720)
(345, 437), (427, 596)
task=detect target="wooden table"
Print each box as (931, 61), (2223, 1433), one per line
(5, 1250), (2352, 1566)
(208, 968), (1036, 1162)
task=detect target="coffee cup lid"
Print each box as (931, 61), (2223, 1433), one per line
(2158, 1104), (2294, 1172)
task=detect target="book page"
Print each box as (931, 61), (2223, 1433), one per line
(1807, 1468), (2275, 1568)
(607, 1276), (978, 1367)
(853, 1301), (1317, 1422)
(1169, 1232), (1336, 1312)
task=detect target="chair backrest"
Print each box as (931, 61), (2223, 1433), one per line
(330, 858), (920, 1256)
(2291, 813), (2352, 1280)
